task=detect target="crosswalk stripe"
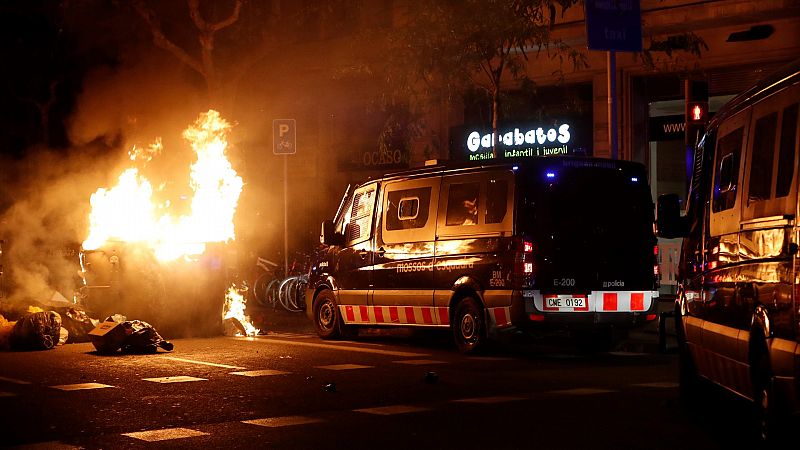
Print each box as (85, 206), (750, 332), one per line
(633, 382), (679, 389)
(355, 405), (430, 415)
(0, 391), (16, 397)
(51, 383), (114, 391)
(161, 356), (246, 369)
(229, 369), (290, 377)
(0, 376), (32, 385)
(122, 427), (208, 442)
(243, 416), (324, 427)
(315, 364), (373, 370)
(451, 396), (526, 404)
(142, 376), (206, 383)
(6, 441), (81, 449)
(547, 388), (616, 395)
(393, 359), (447, 365)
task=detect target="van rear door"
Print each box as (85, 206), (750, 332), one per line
(517, 161), (656, 293)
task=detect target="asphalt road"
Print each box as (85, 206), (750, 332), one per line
(0, 313), (767, 450)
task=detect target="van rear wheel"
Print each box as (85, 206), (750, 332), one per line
(452, 297), (485, 354)
(314, 290), (343, 339)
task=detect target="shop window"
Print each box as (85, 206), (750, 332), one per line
(776, 103), (798, 198)
(713, 128), (743, 213)
(747, 112), (778, 203)
(386, 187), (431, 231)
(446, 182), (480, 226)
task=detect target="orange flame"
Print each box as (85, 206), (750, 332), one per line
(82, 110), (243, 261)
(223, 284), (259, 337)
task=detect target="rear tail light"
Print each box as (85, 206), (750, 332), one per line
(512, 237), (535, 288)
(653, 244), (661, 288)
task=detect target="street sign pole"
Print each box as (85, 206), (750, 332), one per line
(273, 119), (296, 278)
(608, 50), (618, 160)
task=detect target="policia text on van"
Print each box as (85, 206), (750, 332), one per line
(657, 58), (800, 441)
(306, 157), (660, 353)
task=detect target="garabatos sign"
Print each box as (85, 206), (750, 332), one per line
(465, 123), (576, 161)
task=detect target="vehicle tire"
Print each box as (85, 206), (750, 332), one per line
(452, 297), (485, 354)
(313, 290), (343, 339)
(675, 306), (701, 399)
(750, 331), (781, 445)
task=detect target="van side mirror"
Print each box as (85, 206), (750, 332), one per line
(656, 193), (688, 239)
(321, 220), (344, 246)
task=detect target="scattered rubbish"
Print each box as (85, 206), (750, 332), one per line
(424, 371), (439, 384)
(89, 315), (173, 354)
(305, 376), (314, 381)
(324, 382), (336, 392)
(9, 310), (62, 350)
(0, 314), (14, 350)
(62, 308), (99, 343)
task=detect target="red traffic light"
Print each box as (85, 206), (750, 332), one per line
(686, 101), (708, 123)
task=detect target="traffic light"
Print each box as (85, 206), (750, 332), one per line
(685, 79), (708, 192)
(685, 79), (709, 145)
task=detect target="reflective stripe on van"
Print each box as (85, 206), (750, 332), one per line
(530, 290), (659, 313)
(338, 305), (513, 328)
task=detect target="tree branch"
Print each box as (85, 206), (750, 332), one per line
(131, 0), (205, 76)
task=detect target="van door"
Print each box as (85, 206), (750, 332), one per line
(434, 171), (514, 317)
(698, 109), (749, 383)
(737, 86), (800, 395)
(335, 182), (378, 310)
(371, 177), (440, 325)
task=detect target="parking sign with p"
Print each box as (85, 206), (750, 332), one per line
(273, 119), (296, 155)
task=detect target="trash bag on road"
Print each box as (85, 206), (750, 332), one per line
(9, 311), (62, 350)
(120, 320), (173, 353)
(61, 307), (99, 343)
(88, 317), (173, 354)
(0, 314), (15, 350)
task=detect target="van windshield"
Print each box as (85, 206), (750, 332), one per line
(517, 162), (656, 291)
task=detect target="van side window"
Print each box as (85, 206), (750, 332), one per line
(712, 128), (743, 213)
(776, 103), (798, 198)
(343, 186), (376, 244)
(747, 112), (778, 203)
(446, 182), (480, 226)
(386, 187), (431, 230)
(486, 179), (508, 224)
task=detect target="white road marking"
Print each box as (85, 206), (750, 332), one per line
(315, 364), (373, 370)
(229, 369), (290, 377)
(51, 383), (114, 391)
(633, 382), (680, 389)
(243, 416), (324, 427)
(256, 338), (428, 357)
(466, 356), (514, 361)
(355, 405), (430, 415)
(608, 351), (649, 357)
(142, 376), (207, 383)
(122, 427), (208, 442)
(162, 356), (246, 370)
(0, 376), (32, 385)
(451, 396), (526, 404)
(0, 391), (16, 397)
(547, 388), (616, 395)
(393, 359), (447, 365)
(6, 441), (81, 449)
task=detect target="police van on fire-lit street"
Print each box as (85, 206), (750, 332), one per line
(657, 58), (800, 442)
(306, 155), (660, 353)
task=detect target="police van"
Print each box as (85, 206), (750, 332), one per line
(307, 156), (660, 353)
(657, 58), (800, 440)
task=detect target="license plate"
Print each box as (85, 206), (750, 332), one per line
(542, 295), (589, 311)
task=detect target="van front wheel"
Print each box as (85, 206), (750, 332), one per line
(452, 297), (485, 354)
(314, 290), (342, 339)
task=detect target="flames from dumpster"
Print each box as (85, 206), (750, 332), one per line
(82, 110), (243, 261)
(223, 284), (259, 337)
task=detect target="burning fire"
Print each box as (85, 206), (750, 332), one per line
(82, 110), (243, 261)
(223, 284), (260, 336)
